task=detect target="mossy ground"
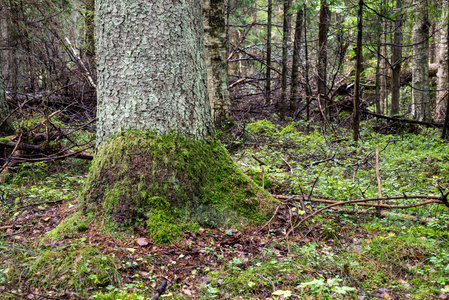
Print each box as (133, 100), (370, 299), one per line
(79, 130), (276, 242)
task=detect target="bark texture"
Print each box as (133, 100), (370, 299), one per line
(290, 7), (303, 113)
(203, 0), (232, 126)
(353, 0), (363, 142)
(412, 0), (430, 121)
(390, 0), (403, 116)
(436, 1), (449, 121)
(265, 0), (272, 104)
(280, 0), (292, 119)
(0, 10), (13, 135)
(317, 0), (330, 115)
(96, 0), (213, 146)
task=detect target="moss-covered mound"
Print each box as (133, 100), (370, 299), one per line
(80, 130), (276, 242)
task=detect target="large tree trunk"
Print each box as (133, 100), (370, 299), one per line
(390, 0), (403, 116)
(290, 7), (303, 114)
(280, 0), (292, 119)
(412, 0), (431, 121)
(317, 0), (330, 117)
(96, 0), (213, 146)
(203, 0), (232, 126)
(78, 0), (274, 242)
(436, 1), (449, 121)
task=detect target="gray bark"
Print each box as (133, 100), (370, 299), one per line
(203, 0), (232, 126)
(84, 0), (96, 72)
(280, 0), (292, 119)
(317, 0), (330, 115)
(353, 0), (363, 142)
(265, 0), (272, 104)
(436, 1), (449, 121)
(290, 7), (303, 113)
(390, 0), (403, 116)
(412, 0), (430, 121)
(96, 0), (213, 147)
(0, 7), (13, 135)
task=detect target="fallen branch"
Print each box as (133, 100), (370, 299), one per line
(274, 194), (443, 209)
(277, 194), (447, 237)
(0, 140), (93, 161)
(151, 280), (168, 300)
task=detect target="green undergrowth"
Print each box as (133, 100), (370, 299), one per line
(77, 130), (276, 243)
(239, 119), (449, 213)
(0, 238), (120, 298)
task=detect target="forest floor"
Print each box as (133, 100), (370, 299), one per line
(1, 118), (449, 299)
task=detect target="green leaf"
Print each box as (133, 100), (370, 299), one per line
(272, 289), (292, 297)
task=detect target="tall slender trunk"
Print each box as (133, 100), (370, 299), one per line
(280, 0), (292, 119)
(0, 17), (14, 135)
(353, 0), (363, 142)
(290, 7), (303, 114)
(390, 0), (403, 116)
(304, 5), (312, 122)
(379, 6), (387, 114)
(436, 1), (449, 121)
(203, 0), (232, 126)
(412, 0), (430, 121)
(317, 0), (330, 117)
(84, 0), (95, 72)
(265, 0), (272, 104)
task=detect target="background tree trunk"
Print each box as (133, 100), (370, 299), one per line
(436, 1), (449, 121)
(84, 0), (96, 73)
(412, 0), (430, 121)
(353, 0), (363, 141)
(96, 0), (213, 146)
(290, 7), (303, 114)
(0, 44), (13, 135)
(265, 0), (272, 104)
(203, 0), (232, 127)
(280, 0), (292, 119)
(390, 0), (403, 116)
(317, 0), (330, 116)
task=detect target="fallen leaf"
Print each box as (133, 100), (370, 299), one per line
(136, 238), (149, 246)
(126, 248), (136, 253)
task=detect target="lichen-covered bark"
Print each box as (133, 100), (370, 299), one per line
(390, 0), (403, 116)
(203, 0), (232, 126)
(96, 0), (213, 146)
(412, 0), (430, 121)
(436, 2), (449, 121)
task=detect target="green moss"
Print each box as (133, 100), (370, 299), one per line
(79, 130), (276, 243)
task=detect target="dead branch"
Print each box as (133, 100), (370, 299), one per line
(0, 140), (93, 161)
(277, 194), (447, 237)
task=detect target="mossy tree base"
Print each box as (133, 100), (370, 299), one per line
(80, 130), (276, 242)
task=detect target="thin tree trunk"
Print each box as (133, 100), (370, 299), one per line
(84, 0), (95, 72)
(203, 0), (232, 126)
(304, 5), (312, 122)
(390, 0), (403, 116)
(317, 0), (330, 117)
(290, 7), (303, 114)
(412, 0), (431, 121)
(265, 0), (272, 104)
(0, 18), (14, 135)
(436, 1), (449, 121)
(353, 0), (363, 142)
(379, 15), (387, 115)
(280, 0), (292, 119)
